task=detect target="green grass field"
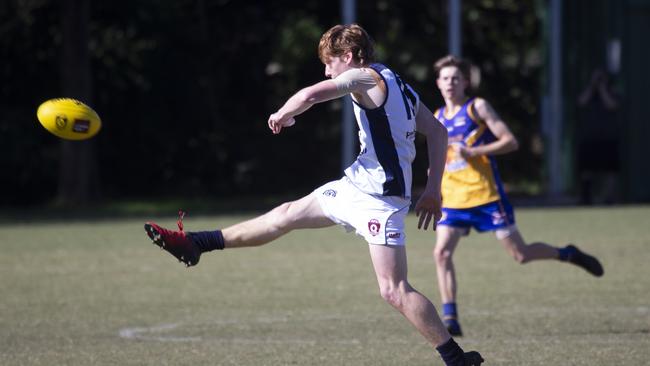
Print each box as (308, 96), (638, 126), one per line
(1, 205), (649, 365)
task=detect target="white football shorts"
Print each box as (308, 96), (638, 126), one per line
(313, 176), (411, 246)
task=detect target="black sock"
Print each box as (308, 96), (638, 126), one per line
(436, 338), (465, 366)
(188, 230), (225, 252)
(557, 245), (575, 261)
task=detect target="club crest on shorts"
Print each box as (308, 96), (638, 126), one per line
(368, 219), (381, 236)
(491, 211), (506, 225)
(323, 189), (337, 197)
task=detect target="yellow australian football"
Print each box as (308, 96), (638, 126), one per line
(36, 98), (101, 140)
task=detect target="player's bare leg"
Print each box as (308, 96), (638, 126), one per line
(369, 244), (482, 365)
(433, 226), (464, 336)
(433, 226), (463, 303)
(145, 193), (334, 266)
(371, 244), (449, 345)
(221, 193), (333, 248)
(500, 230), (604, 276)
(499, 229), (559, 263)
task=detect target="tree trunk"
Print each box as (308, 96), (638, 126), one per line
(57, 0), (99, 205)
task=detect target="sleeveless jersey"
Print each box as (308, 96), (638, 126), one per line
(436, 98), (505, 208)
(344, 63), (419, 198)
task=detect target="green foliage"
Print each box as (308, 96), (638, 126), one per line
(461, 0), (543, 185)
(0, 0), (61, 204)
(0, 0), (543, 205)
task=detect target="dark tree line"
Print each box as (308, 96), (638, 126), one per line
(0, 0), (542, 206)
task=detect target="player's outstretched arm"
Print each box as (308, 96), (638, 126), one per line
(268, 80), (348, 134)
(413, 102), (448, 230)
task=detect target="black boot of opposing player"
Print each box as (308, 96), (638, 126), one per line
(559, 244), (604, 277)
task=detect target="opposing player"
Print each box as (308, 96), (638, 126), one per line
(144, 25), (483, 365)
(431, 55), (604, 337)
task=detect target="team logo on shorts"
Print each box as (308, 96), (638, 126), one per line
(440, 211), (448, 221)
(323, 189), (337, 197)
(368, 219), (381, 236)
(491, 211), (506, 225)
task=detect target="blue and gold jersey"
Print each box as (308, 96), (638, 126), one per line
(435, 98), (506, 209)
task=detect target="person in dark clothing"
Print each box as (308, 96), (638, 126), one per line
(576, 68), (621, 205)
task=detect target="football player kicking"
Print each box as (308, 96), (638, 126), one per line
(144, 24), (483, 366)
(430, 55), (604, 337)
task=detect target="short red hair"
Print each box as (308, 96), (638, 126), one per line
(318, 24), (375, 66)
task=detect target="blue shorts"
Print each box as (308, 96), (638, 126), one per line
(439, 200), (515, 235)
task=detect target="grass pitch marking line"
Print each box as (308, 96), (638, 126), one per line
(119, 323), (202, 342)
(118, 321), (379, 344)
(118, 315), (414, 345)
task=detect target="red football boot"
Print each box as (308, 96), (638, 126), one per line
(144, 211), (201, 267)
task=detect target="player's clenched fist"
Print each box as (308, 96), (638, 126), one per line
(268, 113), (295, 134)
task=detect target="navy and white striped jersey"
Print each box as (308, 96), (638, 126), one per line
(344, 63), (419, 198)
